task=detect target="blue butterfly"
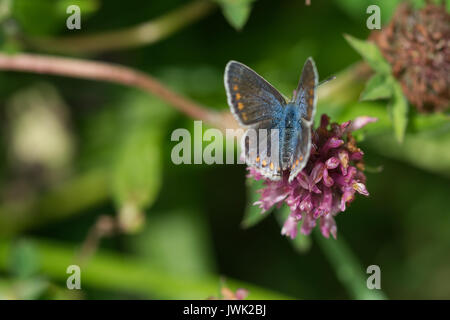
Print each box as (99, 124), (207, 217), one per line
(224, 58), (319, 183)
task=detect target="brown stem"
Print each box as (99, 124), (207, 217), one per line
(0, 53), (371, 133)
(0, 52), (221, 125)
(77, 215), (117, 265)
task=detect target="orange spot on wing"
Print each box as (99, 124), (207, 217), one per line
(256, 156), (260, 162)
(233, 85), (238, 91)
(270, 162), (274, 170)
(242, 112), (248, 121)
(238, 102), (244, 110)
(236, 93), (241, 100)
(299, 155), (304, 161)
(295, 159), (299, 166)
(262, 160), (267, 167)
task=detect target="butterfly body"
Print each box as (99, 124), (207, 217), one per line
(224, 58), (318, 182)
(274, 103), (299, 169)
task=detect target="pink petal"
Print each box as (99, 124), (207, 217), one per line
(325, 157), (340, 169)
(300, 213), (316, 235)
(296, 172), (310, 190)
(281, 215), (299, 239)
(327, 137), (344, 149)
(350, 151), (364, 161)
(235, 289), (249, 300)
(353, 181), (369, 196)
(311, 162), (325, 184)
(299, 194), (313, 212)
(338, 150), (349, 175)
(348, 116), (378, 131)
(320, 214), (337, 239)
(323, 168), (334, 187)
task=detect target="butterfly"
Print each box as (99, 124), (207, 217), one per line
(224, 57), (319, 183)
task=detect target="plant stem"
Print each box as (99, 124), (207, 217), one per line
(314, 230), (387, 300)
(0, 52), (222, 126)
(26, 0), (217, 54)
(0, 238), (293, 299)
(0, 53), (371, 133)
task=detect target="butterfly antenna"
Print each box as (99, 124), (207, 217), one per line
(317, 75), (336, 87)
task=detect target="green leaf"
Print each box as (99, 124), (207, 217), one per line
(13, 278), (50, 300)
(217, 0), (255, 30)
(110, 91), (174, 213)
(388, 79), (409, 143)
(410, 0), (427, 9)
(332, 0), (402, 24)
(344, 34), (391, 75)
(315, 231), (387, 300)
(360, 73), (393, 101)
(130, 208), (215, 276)
(367, 123), (450, 178)
(241, 178), (269, 228)
(8, 240), (40, 279)
(12, 0), (99, 35)
(112, 125), (163, 211)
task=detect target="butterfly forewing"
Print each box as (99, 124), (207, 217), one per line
(225, 61), (286, 180)
(225, 61), (286, 126)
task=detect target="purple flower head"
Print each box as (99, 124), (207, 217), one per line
(248, 114), (376, 239)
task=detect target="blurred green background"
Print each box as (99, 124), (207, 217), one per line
(0, 0), (449, 299)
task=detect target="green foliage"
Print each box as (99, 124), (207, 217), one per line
(360, 73), (392, 101)
(388, 80), (409, 143)
(333, 0), (402, 24)
(0, 239), (292, 299)
(344, 34), (391, 75)
(0, 0), (449, 301)
(345, 35), (410, 142)
(111, 125), (163, 210)
(11, 0), (99, 35)
(8, 240), (40, 279)
(241, 178), (269, 228)
(409, 0), (447, 9)
(315, 232), (386, 300)
(130, 208), (215, 276)
(216, 0), (255, 30)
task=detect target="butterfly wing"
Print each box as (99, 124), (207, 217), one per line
(225, 61), (286, 127)
(242, 120), (283, 180)
(225, 61), (286, 180)
(288, 57), (319, 183)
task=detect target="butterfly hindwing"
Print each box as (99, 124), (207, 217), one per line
(242, 121), (282, 180)
(288, 57), (318, 182)
(225, 61), (286, 127)
(288, 119), (312, 182)
(293, 57), (318, 122)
